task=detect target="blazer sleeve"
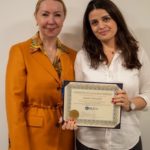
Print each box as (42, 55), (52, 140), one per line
(6, 45), (30, 150)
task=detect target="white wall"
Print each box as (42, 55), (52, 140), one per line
(0, 0), (150, 150)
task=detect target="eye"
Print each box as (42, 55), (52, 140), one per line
(102, 16), (111, 22)
(54, 13), (62, 17)
(42, 13), (49, 17)
(90, 19), (98, 26)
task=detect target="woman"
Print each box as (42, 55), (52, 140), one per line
(63, 0), (150, 149)
(6, 0), (76, 150)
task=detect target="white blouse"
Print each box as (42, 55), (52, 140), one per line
(74, 47), (150, 150)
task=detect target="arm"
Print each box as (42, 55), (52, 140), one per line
(129, 48), (150, 111)
(138, 48), (150, 110)
(6, 45), (30, 150)
(113, 48), (150, 111)
(113, 90), (147, 111)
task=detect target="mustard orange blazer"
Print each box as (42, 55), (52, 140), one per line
(6, 38), (76, 150)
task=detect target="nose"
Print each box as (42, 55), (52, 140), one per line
(47, 15), (55, 24)
(98, 21), (105, 29)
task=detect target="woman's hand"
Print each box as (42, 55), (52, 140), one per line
(62, 118), (78, 130)
(112, 90), (130, 111)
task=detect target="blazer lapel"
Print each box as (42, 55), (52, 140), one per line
(31, 51), (60, 83)
(60, 52), (73, 81)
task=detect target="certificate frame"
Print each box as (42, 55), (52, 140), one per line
(63, 81), (123, 129)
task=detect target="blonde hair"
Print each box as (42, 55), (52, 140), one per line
(34, 0), (67, 16)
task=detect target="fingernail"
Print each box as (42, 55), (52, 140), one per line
(112, 98), (114, 102)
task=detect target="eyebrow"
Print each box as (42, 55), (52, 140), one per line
(89, 14), (110, 20)
(102, 14), (111, 17)
(40, 10), (63, 13)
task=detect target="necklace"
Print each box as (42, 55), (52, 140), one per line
(104, 50), (115, 55)
(111, 51), (115, 55)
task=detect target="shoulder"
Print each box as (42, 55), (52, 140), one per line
(7, 39), (32, 65)
(61, 43), (76, 54)
(11, 38), (31, 49)
(9, 38), (32, 54)
(137, 45), (150, 69)
(76, 49), (88, 60)
(138, 45), (149, 62)
(75, 49), (90, 66)
(60, 42), (77, 61)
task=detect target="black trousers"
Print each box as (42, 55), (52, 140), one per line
(130, 137), (142, 150)
(76, 137), (142, 150)
(76, 139), (97, 150)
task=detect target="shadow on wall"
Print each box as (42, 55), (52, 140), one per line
(60, 26), (83, 51)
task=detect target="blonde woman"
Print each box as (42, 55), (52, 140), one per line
(6, 0), (76, 150)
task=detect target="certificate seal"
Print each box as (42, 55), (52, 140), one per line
(69, 110), (79, 119)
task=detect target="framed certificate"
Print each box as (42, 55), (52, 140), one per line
(63, 81), (123, 128)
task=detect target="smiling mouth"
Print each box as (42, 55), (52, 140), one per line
(99, 30), (109, 36)
(45, 27), (57, 31)
(100, 32), (107, 36)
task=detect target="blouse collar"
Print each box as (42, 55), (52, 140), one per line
(30, 32), (69, 53)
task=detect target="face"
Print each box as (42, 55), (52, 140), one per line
(89, 9), (117, 43)
(35, 0), (65, 39)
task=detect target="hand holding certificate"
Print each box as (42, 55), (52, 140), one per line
(63, 81), (123, 128)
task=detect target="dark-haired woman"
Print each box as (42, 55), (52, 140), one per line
(74, 0), (150, 149)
